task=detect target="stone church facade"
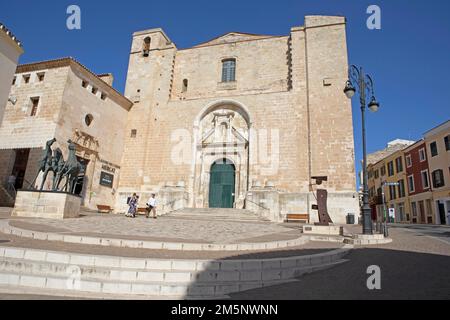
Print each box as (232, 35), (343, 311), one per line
(115, 15), (359, 223)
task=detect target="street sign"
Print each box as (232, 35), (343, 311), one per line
(99, 171), (114, 188)
(384, 182), (400, 187)
(388, 208), (395, 219)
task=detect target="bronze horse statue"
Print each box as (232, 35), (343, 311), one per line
(51, 148), (65, 191)
(61, 140), (84, 194)
(30, 138), (56, 190)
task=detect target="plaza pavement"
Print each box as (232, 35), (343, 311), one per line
(0, 207), (449, 299)
(230, 225), (450, 300)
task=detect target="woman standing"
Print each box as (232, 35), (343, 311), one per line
(127, 193), (138, 218)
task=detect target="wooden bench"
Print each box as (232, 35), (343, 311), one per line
(97, 205), (113, 214)
(137, 207), (148, 215)
(285, 213), (310, 224)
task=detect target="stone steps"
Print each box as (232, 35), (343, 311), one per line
(0, 245), (351, 298)
(343, 233), (392, 245)
(0, 220), (307, 251)
(0, 207), (13, 214)
(168, 208), (268, 222)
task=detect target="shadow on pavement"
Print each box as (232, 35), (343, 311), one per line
(220, 248), (450, 300)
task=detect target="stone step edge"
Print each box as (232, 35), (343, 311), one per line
(0, 221), (307, 252)
(0, 270), (304, 297)
(0, 260), (347, 297)
(343, 238), (393, 245)
(0, 244), (352, 272)
(0, 255), (348, 284)
(0, 283), (229, 300)
(0, 284), (181, 300)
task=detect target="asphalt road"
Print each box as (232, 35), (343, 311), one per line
(389, 223), (450, 244)
(230, 225), (450, 300)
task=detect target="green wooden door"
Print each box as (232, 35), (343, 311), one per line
(209, 161), (235, 208)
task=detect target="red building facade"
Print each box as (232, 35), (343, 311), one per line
(404, 141), (434, 224)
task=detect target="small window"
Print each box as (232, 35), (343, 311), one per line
(101, 93), (107, 100)
(143, 37), (151, 57)
(411, 202), (417, 217)
(408, 175), (415, 193)
(374, 169), (379, 179)
(91, 87), (98, 95)
(380, 165), (386, 176)
(182, 79), (188, 93)
(445, 135), (450, 151)
(85, 114), (94, 126)
(23, 74), (30, 84)
(389, 185), (397, 200)
(82, 80), (88, 88)
(395, 156), (403, 173)
(387, 161), (394, 176)
(406, 154), (412, 168)
(432, 169), (445, 188)
(419, 148), (426, 162)
(398, 179), (406, 198)
(30, 97), (39, 116)
(430, 142), (438, 157)
(221, 59), (236, 82)
(12, 77), (16, 85)
(37, 72), (45, 82)
(131, 129), (137, 138)
(421, 170), (429, 189)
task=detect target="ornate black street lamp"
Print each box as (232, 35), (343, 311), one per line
(344, 65), (380, 235)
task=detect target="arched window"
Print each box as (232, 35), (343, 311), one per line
(221, 59), (236, 82)
(182, 79), (188, 93)
(85, 114), (94, 126)
(143, 37), (151, 57)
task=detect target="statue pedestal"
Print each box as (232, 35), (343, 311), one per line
(12, 190), (81, 219)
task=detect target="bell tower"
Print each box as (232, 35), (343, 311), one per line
(120, 28), (177, 188)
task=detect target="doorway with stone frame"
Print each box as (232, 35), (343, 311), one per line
(191, 101), (251, 209)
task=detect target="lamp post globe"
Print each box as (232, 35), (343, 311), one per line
(368, 97), (380, 113)
(344, 81), (356, 99)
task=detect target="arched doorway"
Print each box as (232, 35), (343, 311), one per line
(209, 159), (235, 208)
(192, 100), (250, 209)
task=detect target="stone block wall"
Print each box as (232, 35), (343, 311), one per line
(117, 16), (358, 223)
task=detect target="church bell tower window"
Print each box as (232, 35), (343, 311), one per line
(143, 37), (151, 57)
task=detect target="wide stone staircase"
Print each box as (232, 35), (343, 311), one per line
(166, 208), (269, 222)
(0, 245), (351, 299)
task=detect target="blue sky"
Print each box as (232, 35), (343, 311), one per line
(1, 0), (449, 174)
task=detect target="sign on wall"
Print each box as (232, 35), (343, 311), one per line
(99, 171), (114, 188)
(388, 208), (395, 217)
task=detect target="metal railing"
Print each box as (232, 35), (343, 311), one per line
(1, 183), (16, 201)
(245, 198), (270, 211)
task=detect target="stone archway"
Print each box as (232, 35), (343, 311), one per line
(191, 101), (251, 209)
